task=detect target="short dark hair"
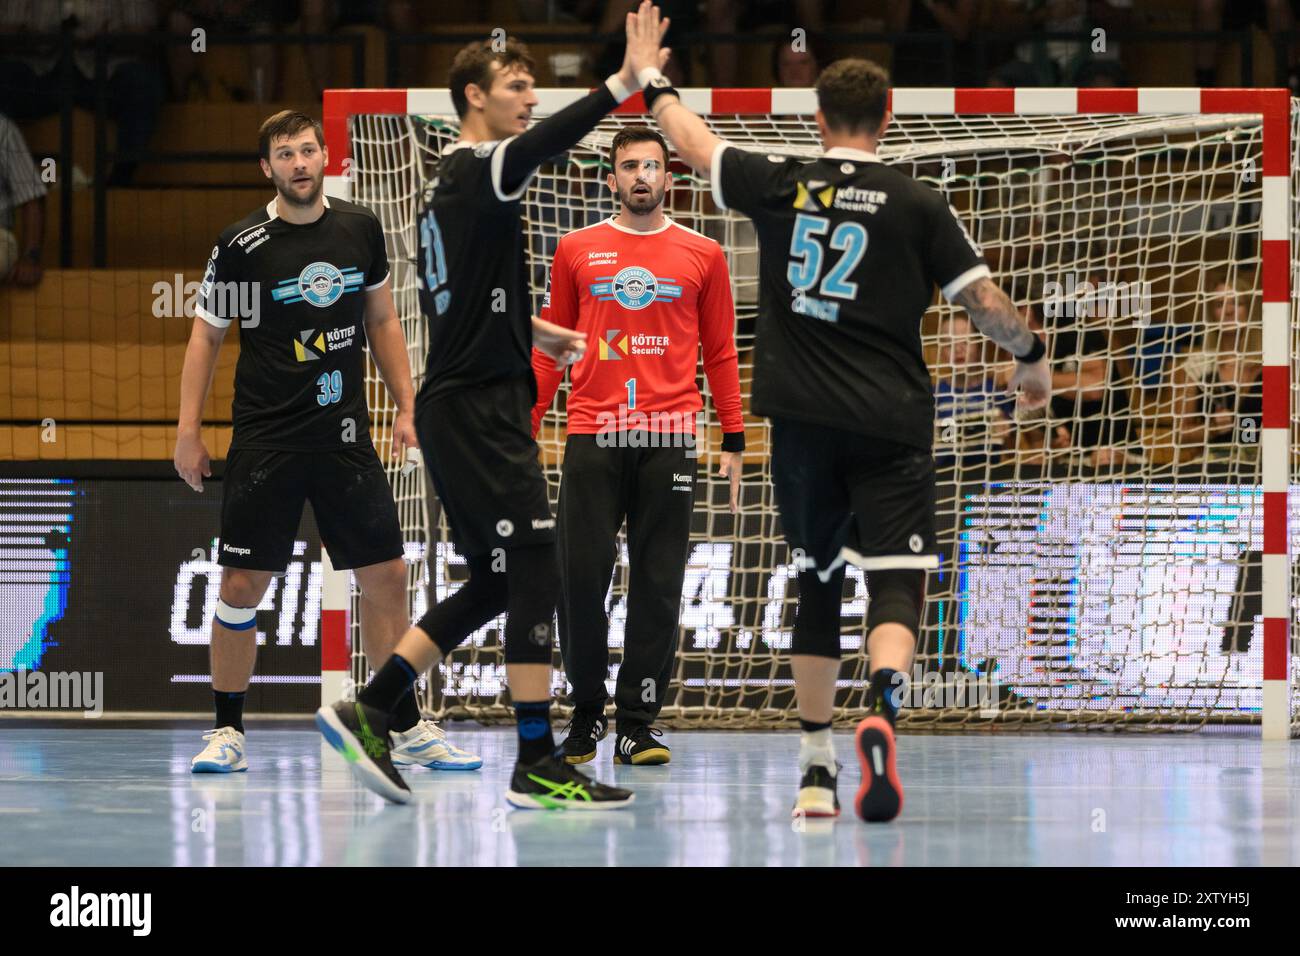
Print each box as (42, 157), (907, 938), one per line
(449, 37), (536, 120)
(608, 125), (670, 169)
(259, 110), (324, 160)
(815, 58), (889, 135)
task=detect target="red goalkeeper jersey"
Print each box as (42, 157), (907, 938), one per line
(531, 217), (745, 450)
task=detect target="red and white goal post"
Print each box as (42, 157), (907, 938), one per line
(320, 86), (1297, 739)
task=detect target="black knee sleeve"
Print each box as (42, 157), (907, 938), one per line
(865, 569), (926, 635)
(503, 544), (560, 665)
(416, 553), (508, 657)
(791, 567), (845, 659)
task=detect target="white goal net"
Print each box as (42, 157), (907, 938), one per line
(329, 88), (1298, 733)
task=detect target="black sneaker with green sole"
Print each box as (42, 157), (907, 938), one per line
(315, 700), (412, 805)
(506, 754), (635, 810)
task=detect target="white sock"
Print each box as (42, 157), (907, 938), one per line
(798, 727), (836, 774)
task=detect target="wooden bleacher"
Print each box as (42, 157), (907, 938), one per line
(5, 5), (1287, 464)
(0, 270), (235, 459)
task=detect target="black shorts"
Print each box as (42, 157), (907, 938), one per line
(218, 446), (404, 572)
(770, 417), (938, 576)
(416, 376), (556, 557)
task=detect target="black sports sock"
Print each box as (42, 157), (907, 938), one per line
(214, 690), (246, 734)
(514, 700), (555, 764)
(358, 653), (417, 714)
(390, 688), (421, 733)
(799, 718), (832, 734)
(866, 668), (902, 727)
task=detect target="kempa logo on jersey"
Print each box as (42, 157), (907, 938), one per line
(271, 261), (365, 308)
(590, 266), (682, 311)
(598, 330), (670, 359)
(587, 250), (618, 263)
(833, 186), (888, 213)
(293, 325), (356, 361)
(531, 518), (556, 530)
(221, 543), (251, 556)
(236, 225), (270, 253)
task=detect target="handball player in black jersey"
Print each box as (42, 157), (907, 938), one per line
(316, 3), (673, 808)
(632, 4), (1050, 822)
(176, 111), (480, 776)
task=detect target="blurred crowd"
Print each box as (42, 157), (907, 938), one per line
(0, 0), (1282, 473)
(929, 273), (1263, 472)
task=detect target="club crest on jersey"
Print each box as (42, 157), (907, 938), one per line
(590, 266), (682, 311)
(271, 261), (364, 308)
(794, 181), (835, 212)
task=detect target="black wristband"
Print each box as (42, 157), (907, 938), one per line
(643, 75), (679, 111)
(1015, 335), (1046, 363)
(721, 430), (745, 453)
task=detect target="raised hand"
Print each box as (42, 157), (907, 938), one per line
(624, 0), (671, 80)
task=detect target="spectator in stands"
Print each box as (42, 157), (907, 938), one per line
(0, 112), (45, 286)
(933, 312), (1016, 474)
(299, 0), (415, 97)
(1196, 0), (1299, 93)
(887, 0), (978, 86)
(1042, 273), (1134, 467)
(165, 0), (292, 103)
(0, 1), (165, 186)
(706, 0), (825, 87)
(988, 0), (1131, 87)
(771, 29), (820, 87)
(1169, 277), (1263, 454)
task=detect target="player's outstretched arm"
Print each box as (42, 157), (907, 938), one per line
(174, 315), (227, 492)
(629, 3), (720, 175)
(496, 1), (670, 195)
(952, 276), (1050, 410)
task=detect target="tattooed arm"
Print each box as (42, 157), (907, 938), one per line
(952, 277), (1051, 410)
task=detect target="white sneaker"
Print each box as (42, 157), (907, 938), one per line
(191, 726), (247, 773)
(390, 719), (482, 771)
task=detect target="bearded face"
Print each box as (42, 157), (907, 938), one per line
(609, 142), (670, 216)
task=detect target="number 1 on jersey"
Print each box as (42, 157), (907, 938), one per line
(625, 377), (637, 410)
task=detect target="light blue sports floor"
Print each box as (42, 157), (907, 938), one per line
(1, 726), (1298, 866)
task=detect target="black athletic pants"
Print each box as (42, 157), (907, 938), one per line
(557, 434), (696, 725)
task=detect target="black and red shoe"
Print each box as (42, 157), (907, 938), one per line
(854, 716), (903, 823)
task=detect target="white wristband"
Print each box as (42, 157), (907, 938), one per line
(637, 67), (665, 89)
(605, 73), (633, 104)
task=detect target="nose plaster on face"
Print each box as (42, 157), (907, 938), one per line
(632, 159), (662, 184)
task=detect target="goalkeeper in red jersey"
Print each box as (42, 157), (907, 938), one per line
(532, 125), (745, 765)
